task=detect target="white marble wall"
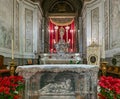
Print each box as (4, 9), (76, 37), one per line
(78, 17), (83, 54)
(25, 8), (33, 52)
(14, 0), (19, 51)
(82, 0), (105, 58)
(105, 0), (120, 58)
(37, 8), (43, 54)
(91, 7), (99, 44)
(41, 18), (45, 53)
(0, 0), (13, 57)
(82, 0), (120, 59)
(0, 0), (43, 60)
(111, 0), (120, 48)
(104, 0), (110, 50)
(19, 0), (43, 58)
(81, 7), (87, 56)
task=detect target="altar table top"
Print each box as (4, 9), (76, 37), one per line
(16, 64), (99, 75)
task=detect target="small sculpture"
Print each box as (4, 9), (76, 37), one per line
(39, 79), (73, 93)
(54, 27), (69, 55)
(59, 27), (65, 40)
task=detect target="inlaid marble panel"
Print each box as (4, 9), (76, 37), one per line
(25, 8), (33, 52)
(0, 0), (13, 49)
(91, 7), (99, 43)
(104, 0), (109, 50)
(14, 0), (19, 51)
(110, 0), (120, 48)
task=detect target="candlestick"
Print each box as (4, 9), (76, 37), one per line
(11, 39), (14, 59)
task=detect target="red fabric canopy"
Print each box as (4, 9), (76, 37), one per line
(49, 18), (76, 53)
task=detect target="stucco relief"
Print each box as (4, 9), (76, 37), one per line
(0, 0), (13, 49)
(25, 9), (33, 52)
(111, 0), (120, 48)
(91, 7), (99, 44)
(104, 0), (109, 50)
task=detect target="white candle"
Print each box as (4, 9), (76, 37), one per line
(55, 30), (57, 42)
(102, 38), (105, 59)
(67, 31), (68, 42)
(54, 26), (58, 42)
(65, 26), (70, 42)
(72, 32), (73, 51)
(51, 30), (54, 51)
(12, 39), (14, 59)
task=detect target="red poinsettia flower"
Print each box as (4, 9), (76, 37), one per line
(98, 76), (120, 99)
(14, 95), (20, 99)
(0, 76), (24, 99)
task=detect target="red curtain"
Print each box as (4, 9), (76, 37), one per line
(49, 19), (75, 53)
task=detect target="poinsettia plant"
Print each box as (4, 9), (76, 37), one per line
(98, 76), (120, 99)
(0, 76), (24, 99)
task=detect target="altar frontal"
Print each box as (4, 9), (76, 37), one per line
(16, 64), (99, 99)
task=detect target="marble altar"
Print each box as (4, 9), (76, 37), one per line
(40, 53), (82, 64)
(16, 64), (99, 99)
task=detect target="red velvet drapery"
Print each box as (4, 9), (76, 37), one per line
(49, 18), (75, 53)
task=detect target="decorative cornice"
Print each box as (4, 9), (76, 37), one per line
(50, 18), (74, 26)
(24, 0), (43, 15)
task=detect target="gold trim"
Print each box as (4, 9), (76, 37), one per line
(49, 15), (75, 18)
(50, 18), (74, 26)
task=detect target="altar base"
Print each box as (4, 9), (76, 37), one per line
(16, 64), (99, 99)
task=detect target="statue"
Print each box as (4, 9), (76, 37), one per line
(54, 27), (69, 55)
(39, 79), (73, 93)
(59, 27), (65, 40)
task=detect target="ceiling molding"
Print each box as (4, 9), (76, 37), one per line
(29, 0), (92, 16)
(45, 0), (83, 16)
(49, 15), (75, 18)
